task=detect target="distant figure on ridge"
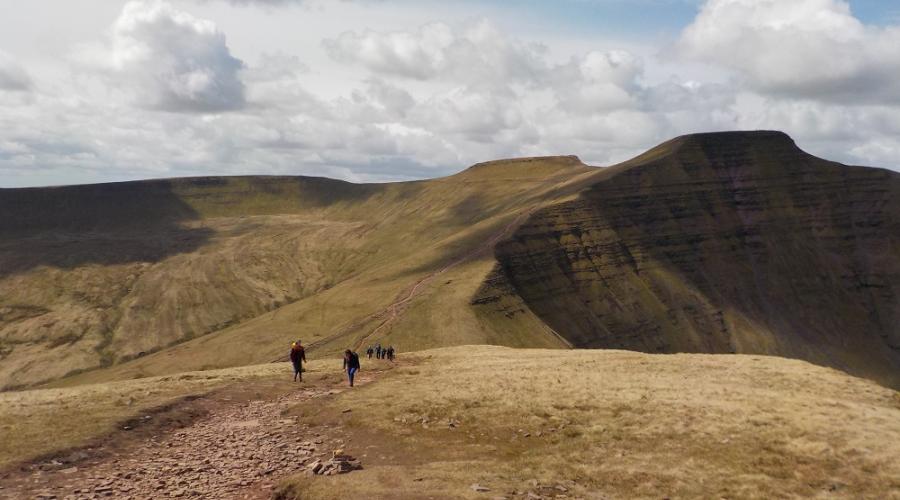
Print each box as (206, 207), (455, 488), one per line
(343, 349), (361, 387)
(366, 346), (374, 359)
(375, 343), (382, 359)
(290, 340), (306, 382)
(387, 346), (395, 361)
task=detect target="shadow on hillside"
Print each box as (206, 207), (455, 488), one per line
(0, 180), (214, 278)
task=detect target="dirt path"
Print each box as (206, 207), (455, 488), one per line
(352, 208), (549, 352)
(0, 373), (377, 500)
(265, 209), (540, 363)
(327, 209), (542, 355)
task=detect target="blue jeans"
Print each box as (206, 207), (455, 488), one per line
(347, 367), (358, 386)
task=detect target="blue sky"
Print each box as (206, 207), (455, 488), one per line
(470, 0), (898, 36)
(850, 0), (900, 24)
(1, 0), (900, 187)
(494, 0), (704, 36)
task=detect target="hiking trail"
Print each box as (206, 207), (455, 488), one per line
(280, 210), (537, 360)
(0, 373), (378, 500)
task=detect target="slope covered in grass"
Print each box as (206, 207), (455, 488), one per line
(1, 157), (592, 389)
(3, 131), (898, 391)
(0, 360), (296, 468)
(278, 346), (900, 499)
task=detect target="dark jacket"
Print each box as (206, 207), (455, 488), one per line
(290, 345), (306, 364)
(343, 352), (360, 370)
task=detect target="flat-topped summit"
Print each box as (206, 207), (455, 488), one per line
(614, 130), (810, 176)
(466, 155), (584, 170)
(673, 129), (797, 148)
(668, 130), (808, 166)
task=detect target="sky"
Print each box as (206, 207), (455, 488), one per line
(1, 0), (900, 187)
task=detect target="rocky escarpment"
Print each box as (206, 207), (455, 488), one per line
(478, 131), (900, 387)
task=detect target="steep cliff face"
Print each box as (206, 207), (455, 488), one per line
(484, 131), (900, 386)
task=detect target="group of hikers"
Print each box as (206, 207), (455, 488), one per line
(288, 340), (396, 387)
(366, 343), (395, 361)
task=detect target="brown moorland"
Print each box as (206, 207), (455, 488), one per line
(0, 131), (897, 391)
(279, 346), (900, 499)
(1, 347), (898, 499)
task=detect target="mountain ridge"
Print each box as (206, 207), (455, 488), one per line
(1, 130), (898, 390)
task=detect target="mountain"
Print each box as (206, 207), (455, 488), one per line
(0, 157), (592, 389)
(475, 131), (900, 386)
(1, 131), (898, 390)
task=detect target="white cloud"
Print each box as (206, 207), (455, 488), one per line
(215, 0), (302, 4)
(199, 0), (308, 5)
(678, 0), (900, 104)
(94, 0), (246, 113)
(323, 19), (548, 84)
(245, 51), (309, 83)
(2, 0), (900, 189)
(411, 85), (525, 141)
(0, 50), (32, 91)
(553, 50), (643, 113)
(350, 78), (415, 118)
(324, 23), (454, 79)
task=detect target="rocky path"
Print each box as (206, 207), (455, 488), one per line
(1, 374), (374, 500)
(350, 208), (539, 352)
(277, 209), (541, 362)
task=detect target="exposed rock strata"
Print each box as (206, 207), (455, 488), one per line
(480, 132), (900, 386)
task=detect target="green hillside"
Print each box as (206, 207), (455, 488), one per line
(1, 156), (592, 389)
(1, 131), (898, 390)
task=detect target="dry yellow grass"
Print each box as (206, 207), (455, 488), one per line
(0, 359), (335, 468)
(5, 135), (899, 395)
(279, 346), (900, 499)
(4, 345), (899, 498)
(41, 158), (594, 389)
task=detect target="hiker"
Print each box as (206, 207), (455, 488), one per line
(375, 344), (382, 359)
(366, 346), (374, 359)
(343, 349), (361, 387)
(387, 346), (395, 361)
(290, 340), (306, 382)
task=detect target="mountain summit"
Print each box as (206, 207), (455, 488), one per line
(479, 131), (900, 386)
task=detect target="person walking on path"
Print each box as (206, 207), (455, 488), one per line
(343, 349), (361, 387)
(387, 345), (395, 362)
(375, 344), (382, 359)
(290, 340), (306, 382)
(366, 346), (374, 359)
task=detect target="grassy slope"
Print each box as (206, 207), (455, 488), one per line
(16, 157), (597, 389)
(5, 347), (898, 498)
(4, 132), (898, 392)
(0, 360), (292, 468)
(278, 346), (900, 500)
